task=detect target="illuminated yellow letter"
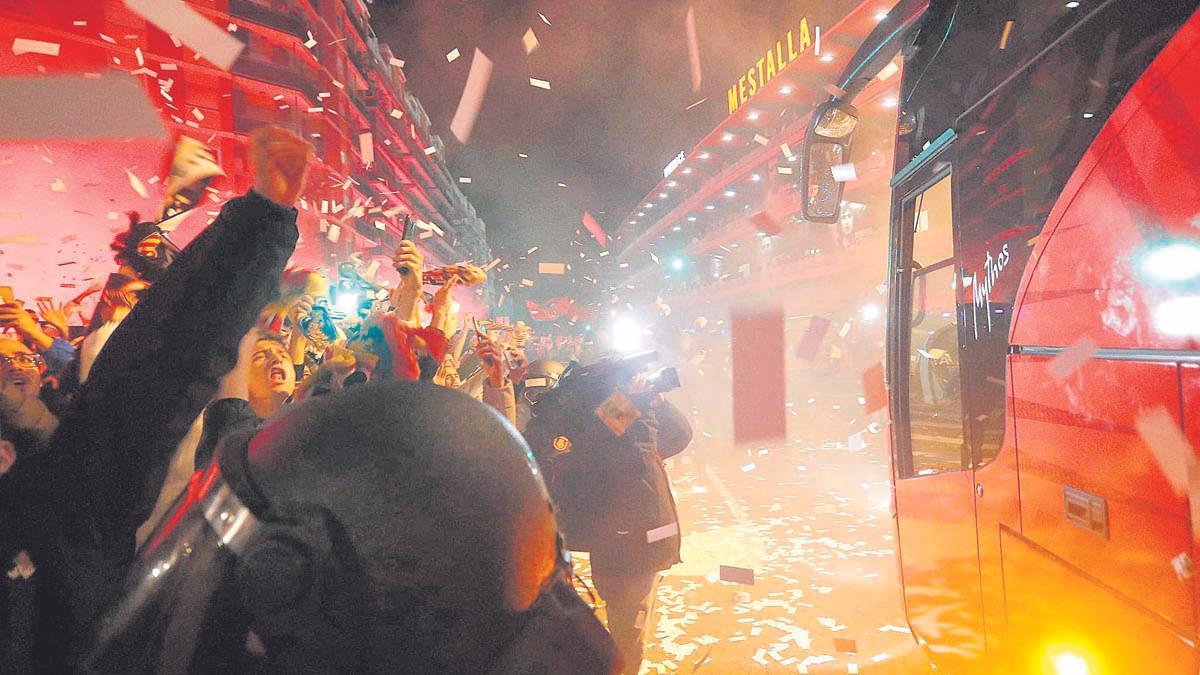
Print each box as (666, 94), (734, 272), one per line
(728, 85), (739, 114)
(787, 31), (799, 61)
(738, 75), (748, 105)
(775, 41), (786, 72)
(798, 18), (812, 53)
(765, 49), (778, 80)
(747, 66), (757, 96)
(756, 57), (766, 88)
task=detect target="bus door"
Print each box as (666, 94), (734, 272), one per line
(888, 142), (987, 668)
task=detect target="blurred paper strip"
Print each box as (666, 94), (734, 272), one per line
(0, 74), (165, 140)
(685, 6), (702, 92)
(582, 211), (607, 247)
(450, 49), (493, 144)
(795, 316), (831, 360)
(1136, 406), (1192, 496)
(124, 0), (244, 71)
(645, 522), (679, 543)
(862, 362), (887, 414)
(12, 38), (60, 56)
(538, 262), (566, 275)
(732, 307), (786, 445)
(719, 565), (755, 585)
(1047, 336), (1098, 381)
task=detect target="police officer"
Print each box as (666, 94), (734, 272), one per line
(81, 381), (619, 673)
(524, 359), (692, 673)
(514, 359), (565, 433)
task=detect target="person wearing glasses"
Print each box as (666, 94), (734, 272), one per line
(0, 338), (57, 452)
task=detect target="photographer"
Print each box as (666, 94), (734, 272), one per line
(524, 354), (692, 673)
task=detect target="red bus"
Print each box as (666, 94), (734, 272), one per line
(802, 1), (1200, 672)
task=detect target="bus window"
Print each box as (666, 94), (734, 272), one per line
(902, 173), (965, 477)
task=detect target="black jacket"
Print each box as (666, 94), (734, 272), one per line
(0, 191), (297, 671)
(525, 396), (692, 576)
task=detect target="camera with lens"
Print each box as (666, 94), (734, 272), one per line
(534, 351), (680, 420)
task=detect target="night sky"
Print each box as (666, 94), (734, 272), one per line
(369, 0), (861, 303)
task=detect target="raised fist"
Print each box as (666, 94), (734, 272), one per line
(251, 125), (313, 207)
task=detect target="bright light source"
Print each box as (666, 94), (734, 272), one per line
(780, 85), (794, 95)
(450, 300), (461, 314)
(747, 110), (760, 121)
(687, 215), (698, 222)
(699, 152), (711, 159)
(672, 226), (681, 231)
(628, 220), (637, 225)
(682, 167), (693, 174)
(751, 173), (762, 182)
(1138, 241), (1200, 283)
(670, 257), (685, 271)
(1052, 652), (1089, 675)
(1065, 1), (1080, 7)
(637, 211), (645, 217)
(820, 54), (834, 62)
(722, 132), (734, 142)
(704, 204), (716, 210)
(645, 202), (654, 208)
(860, 303), (882, 322)
(875, 10), (889, 20)
(611, 316), (644, 353)
(1082, 111), (1095, 119)
(882, 97), (899, 108)
(334, 291), (360, 316)
(659, 192), (668, 198)
(667, 180), (678, 187)
(724, 190), (736, 198)
(1154, 296), (1200, 336)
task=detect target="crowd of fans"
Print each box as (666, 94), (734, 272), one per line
(0, 126), (623, 672)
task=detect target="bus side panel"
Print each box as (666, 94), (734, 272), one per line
(1001, 527), (1197, 674)
(1184, 364), (1200, 629)
(1011, 356), (1191, 630)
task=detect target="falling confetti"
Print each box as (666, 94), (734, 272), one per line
(124, 0), (244, 70)
(449, 49), (493, 144)
(529, 77), (552, 90)
(522, 27), (540, 54)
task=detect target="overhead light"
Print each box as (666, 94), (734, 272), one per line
(672, 226), (681, 231)
(610, 316), (644, 354)
(780, 85), (794, 95)
(1082, 111), (1095, 119)
(722, 132), (734, 142)
(723, 190), (736, 198)
(820, 54), (834, 62)
(637, 211), (645, 217)
(882, 97), (898, 108)
(1137, 240), (1200, 283)
(682, 167), (693, 175)
(699, 151), (711, 159)
(751, 173), (761, 182)
(705, 204), (715, 210)
(687, 216), (698, 222)
(670, 257), (686, 272)
(645, 202), (654, 208)
(747, 110), (760, 121)
(667, 180), (678, 187)
(1065, 1), (1080, 7)
(659, 192), (668, 198)
(875, 10), (889, 20)
(628, 220), (637, 225)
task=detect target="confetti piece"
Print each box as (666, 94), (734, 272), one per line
(0, 73), (167, 141)
(1000, 20), (1015, 50)
(749, 211), (780, 236)
(12, 38), (61, 57)
(125, 168), (149, 198)
(529, 77), (551, 90)
(459, 176), (472, 184)
(796, 316), (831, 360)
(449, 48), (493, 144)
(389, 108), (404, 119)
(848, 432), (866, 451)
(685, 6), (702, 92)
(753, 134), (769, 145)
(777, 166), (794, 175)
(304, 31), (317, 49)
(685, 97), (708, 110)
(719, 565), (755, 585)
(862, 362), (887, 413)
(124, 0), (244, 71)
(522, 27), (540, 54)
(831, 163), (857, 182)
(732, 308), (787, 445)
(50, 178), (66, 192)
(538, 262), (566, 275)
(423, 146), (437, 156)
(520, 278), (534, 287)
(358, 131), (373, 166)
(646, 522), (679, 543)
(1136, 406), (1192, 495)
(582, 211), (607, 247)
(327, 223), (341, 242)
(445, 47), (460, 62)
(1047, 337), (1098, 381)
(538, 12), (552, 26)
(877, 61), (900, 81)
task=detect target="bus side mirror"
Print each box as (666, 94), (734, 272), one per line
(802, 102), (858, 224)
